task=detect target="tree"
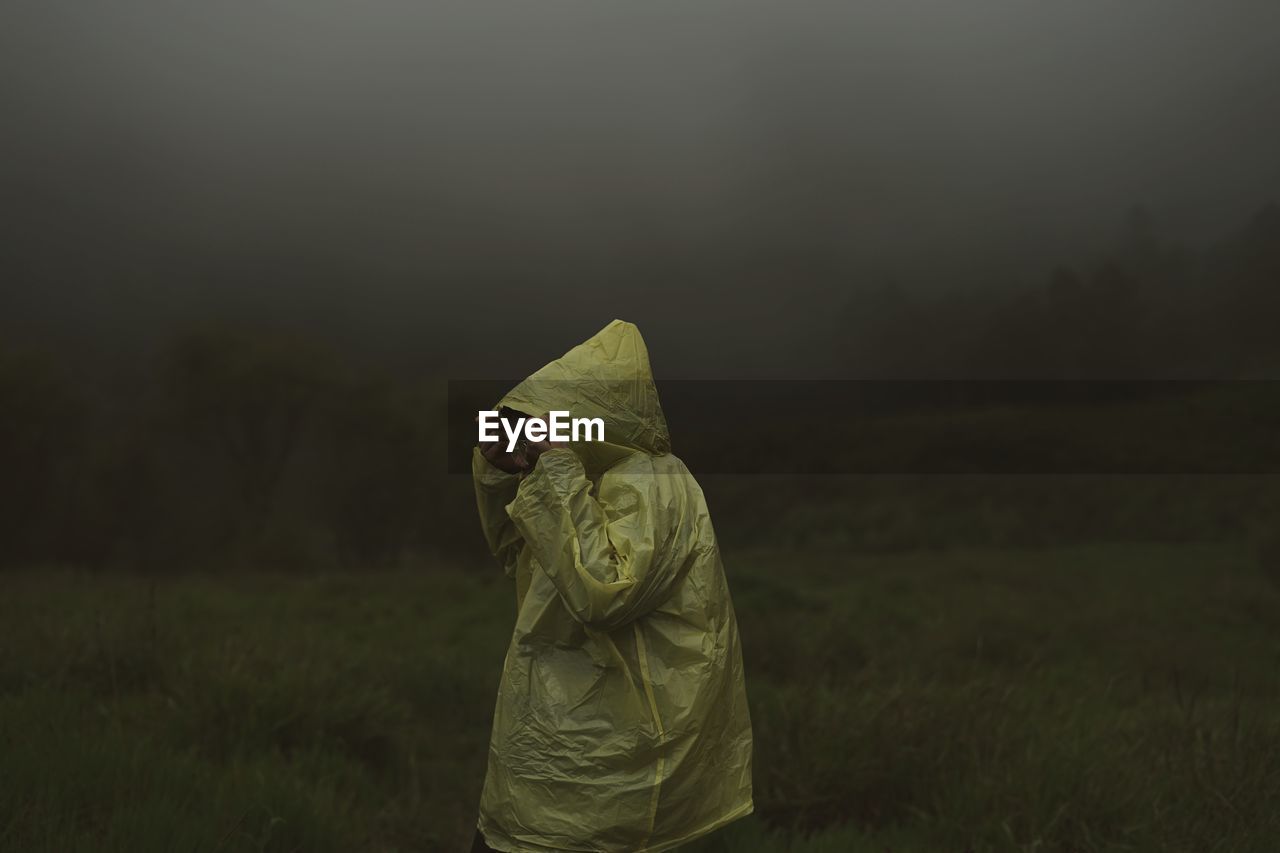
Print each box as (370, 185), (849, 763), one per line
(0, 350), (83, 566)
(317, 373), (437, 568)
(164, 328), (335, 540)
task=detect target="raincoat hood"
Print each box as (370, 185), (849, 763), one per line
(496, 319), (671, 460)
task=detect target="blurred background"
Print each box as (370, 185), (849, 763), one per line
(3, 1), (1280, 851)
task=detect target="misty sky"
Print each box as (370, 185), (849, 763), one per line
(3, 1), (1279, 374)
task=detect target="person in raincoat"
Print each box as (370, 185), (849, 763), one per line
(470, 320), (753, 852)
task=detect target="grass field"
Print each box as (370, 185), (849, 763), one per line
(2, 542), (1279, 852)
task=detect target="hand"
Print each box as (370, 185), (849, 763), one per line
(476, 415), (529, 475)
(478, 438), (528, 475)
(522, 438), (570, 471)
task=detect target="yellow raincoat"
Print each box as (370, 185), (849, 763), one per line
(472, 320), (754, 852)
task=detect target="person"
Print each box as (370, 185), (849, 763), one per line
(470, 320), (753, 852)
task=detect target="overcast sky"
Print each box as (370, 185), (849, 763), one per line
(3, 1), (1279, 373)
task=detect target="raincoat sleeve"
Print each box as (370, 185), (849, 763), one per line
(471, 447), (524, 578)
(507, 448), (677, 630)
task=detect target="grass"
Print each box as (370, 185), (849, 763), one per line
(2, 542), (1279, 851)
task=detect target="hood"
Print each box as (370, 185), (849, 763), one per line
(497, 320), (671, 466)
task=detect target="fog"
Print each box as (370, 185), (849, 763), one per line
(3, 0), (1279, 375)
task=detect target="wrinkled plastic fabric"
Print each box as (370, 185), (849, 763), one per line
(473, 320), (754, 852)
